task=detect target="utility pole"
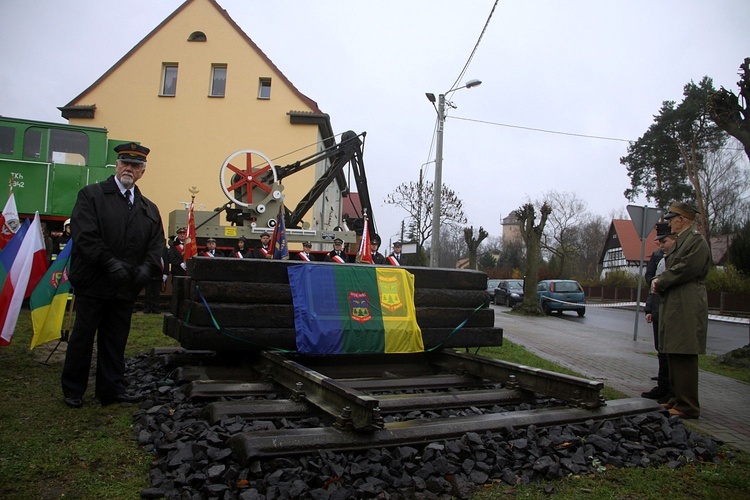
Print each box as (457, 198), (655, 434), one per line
(430, 94), (446, 268)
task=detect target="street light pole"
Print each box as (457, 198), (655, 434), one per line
(426, 79), (481, 268)
(430, 93), (446, 268)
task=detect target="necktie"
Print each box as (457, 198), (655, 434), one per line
(125, 190), (132, 209)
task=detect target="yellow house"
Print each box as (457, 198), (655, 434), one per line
(60, 0), (354, 248)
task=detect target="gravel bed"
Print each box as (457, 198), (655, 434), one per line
(125, 352), (725, 499)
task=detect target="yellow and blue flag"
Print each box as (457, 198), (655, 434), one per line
(288, 265), (423, 354)
(29, 240), (72, 349)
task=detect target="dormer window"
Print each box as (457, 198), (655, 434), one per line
(188, 31), (207, 42)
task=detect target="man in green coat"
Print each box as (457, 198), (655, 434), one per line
(651, 201), (710, 419)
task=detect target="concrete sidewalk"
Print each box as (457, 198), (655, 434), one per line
(494, 307), (750, 454)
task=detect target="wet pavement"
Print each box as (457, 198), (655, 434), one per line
(493, 304), (750, 454)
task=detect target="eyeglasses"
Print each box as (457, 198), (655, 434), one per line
(119, 161), (146, 170)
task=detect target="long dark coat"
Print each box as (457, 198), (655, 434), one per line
(656, 227), (710, 354)
(69, 176), (165, 301)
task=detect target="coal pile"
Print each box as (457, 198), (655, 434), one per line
(126, 353), (723, 500)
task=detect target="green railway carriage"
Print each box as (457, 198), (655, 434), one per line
(0, 116), (136, 230)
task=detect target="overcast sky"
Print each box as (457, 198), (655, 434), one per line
(1, 0), (748, 247)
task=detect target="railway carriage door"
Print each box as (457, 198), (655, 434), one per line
(47, 129), (90, 215)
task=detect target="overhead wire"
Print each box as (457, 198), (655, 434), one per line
(424, 0), (500, 178)
(446, 0), (500, 97)
(451, 116), (633, 143)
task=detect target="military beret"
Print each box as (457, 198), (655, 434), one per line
(114, 142), (149, 164)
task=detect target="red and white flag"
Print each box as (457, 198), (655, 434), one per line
(0, 186), (20, 250)
(0, 213), (48, 345)
(356, 219), (373, 264)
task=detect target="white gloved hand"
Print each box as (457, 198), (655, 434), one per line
(180, 262), (187, 271)
(162, 274), (168, 283)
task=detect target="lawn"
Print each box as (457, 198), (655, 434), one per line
(0, 310), (747, 499)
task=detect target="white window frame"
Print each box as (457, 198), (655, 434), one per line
(210, 65), (227, 97)
(161, 64), (178, 96)
(258, 78), (272, 99)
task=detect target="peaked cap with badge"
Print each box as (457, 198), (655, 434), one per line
(114, 142), (150, 164)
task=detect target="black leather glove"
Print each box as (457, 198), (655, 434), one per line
(105, 258), (130, 283)
(133, 264), (152, 287)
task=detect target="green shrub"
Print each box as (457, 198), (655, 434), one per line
(601, 270), (640, 287)
(706, 264), (750, 293)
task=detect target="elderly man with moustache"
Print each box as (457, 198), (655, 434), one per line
(651, 201), (711, 419)
(61, 142), (164, 408)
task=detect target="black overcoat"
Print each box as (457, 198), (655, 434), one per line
(69, 176), (165, 301)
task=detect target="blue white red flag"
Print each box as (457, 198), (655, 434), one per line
(0, 213), (48, 345)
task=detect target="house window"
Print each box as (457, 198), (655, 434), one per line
(210, 65), (227, 97)
(188, 31), (207, 42)
(161, 64), (178, 96)
(258, 78), (272, 99)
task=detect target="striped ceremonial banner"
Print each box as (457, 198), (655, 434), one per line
(288, 265), (423, 354)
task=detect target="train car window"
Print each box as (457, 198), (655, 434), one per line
(162, 64), (178, 96)
(48, 129), (89, 165)
(23, 128), (42, 159)
(0, 126), (14, 155)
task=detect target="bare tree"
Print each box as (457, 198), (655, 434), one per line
(516, 202), (551, 315)
(385, 173), (466, 264)
(540, 190), (588, 278)
(463, 226), (489, 270)
(568, 214), (609, 280)
(700, 138), (750, 234)
(435, 224), (466, 268)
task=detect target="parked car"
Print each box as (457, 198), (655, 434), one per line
(537, 279), (586, 316)
(493, 279), (524, 306)
(485, 279), (501, 304)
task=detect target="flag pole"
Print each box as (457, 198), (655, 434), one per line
(44, 293), (75, 364)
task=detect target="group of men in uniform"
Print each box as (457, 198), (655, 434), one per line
(165, 229), (410, 268)
(323, 234), (409, 265)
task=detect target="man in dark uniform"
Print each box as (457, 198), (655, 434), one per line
(61, 142), (164, 408)
(253, 232), (272, 258)
(200, 237), (222, 257)
(296, 241), (314, 261)
(652, 201), (711, 419)
(640, 223), (672, 402)
(369, 234), (385, 264)
(325, 238), (346, 263)
(167, 227), (188, 279)
(386, 241), (409, 266)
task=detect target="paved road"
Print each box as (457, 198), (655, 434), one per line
(492, 304), (750, 453)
